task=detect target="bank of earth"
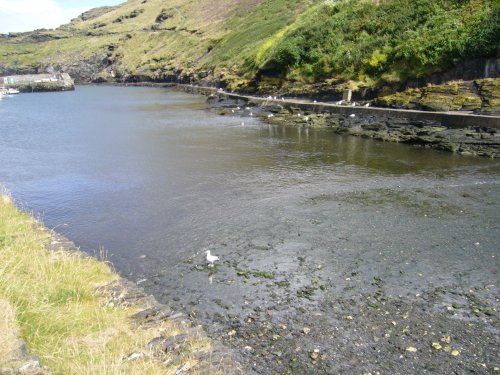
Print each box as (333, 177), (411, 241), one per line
(0, 194), (242, 374)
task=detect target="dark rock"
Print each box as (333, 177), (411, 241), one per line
(148, 333), (190, 354)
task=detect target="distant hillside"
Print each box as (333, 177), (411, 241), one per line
(0, 0), (498, 98)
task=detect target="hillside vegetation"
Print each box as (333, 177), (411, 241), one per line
(0, 0), (498, 97)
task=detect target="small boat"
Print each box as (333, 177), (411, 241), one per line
(6, 88), (20, 95)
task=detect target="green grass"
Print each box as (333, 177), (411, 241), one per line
(258, 0), (500, 85)
(0, 193), (210, 374)
(0, 0), (498, 92)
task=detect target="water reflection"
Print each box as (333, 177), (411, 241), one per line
(257, 123), (495, 176)
(0, 85), (498, 277)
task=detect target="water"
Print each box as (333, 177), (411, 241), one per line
(1, 86), (499, 371)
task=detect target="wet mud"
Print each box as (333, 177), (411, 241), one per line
(143, 182), (499, 374)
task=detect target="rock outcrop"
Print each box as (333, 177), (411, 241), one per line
(376, 78), (500, 116)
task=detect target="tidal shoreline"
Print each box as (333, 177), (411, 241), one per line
(0, 195), (243, 374)
(2, 85), (498, 374)
(143, 178), (500, 374)
(174, 84), (500, 158)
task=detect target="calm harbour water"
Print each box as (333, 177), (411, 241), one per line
(1, 87), (499, 371)
(1, 85), (498, 270)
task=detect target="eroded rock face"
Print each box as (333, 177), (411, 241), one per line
(75, 6), (117, 22)
(376, 79), (500, 115)
(477, 78), (500, 115)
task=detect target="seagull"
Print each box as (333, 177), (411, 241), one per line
(349, 114), (356, 118)
(205, 250), (219, 266)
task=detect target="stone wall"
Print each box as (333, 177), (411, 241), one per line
(1, 73), (74, 92)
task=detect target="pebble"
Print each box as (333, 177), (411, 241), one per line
(126, 352), (144, 361)
(310, 349), (320, 360)
(303, 327), (311, 335)
(451, 349), (460, 357)
(18, 361), (41, 372)
(440, 335), (451, 344)
(346, 315), (353, 320)
(406, 347), (418, 353)
(431, 342), (442, 350)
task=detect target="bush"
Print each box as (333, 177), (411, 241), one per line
(257, 0), (500, 85)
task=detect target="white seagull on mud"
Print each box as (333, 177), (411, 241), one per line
(205, 250), (219, 266)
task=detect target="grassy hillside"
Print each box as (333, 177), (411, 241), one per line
(0, 0), (498, 95)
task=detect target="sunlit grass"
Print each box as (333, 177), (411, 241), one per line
(0, 193), (211, 374)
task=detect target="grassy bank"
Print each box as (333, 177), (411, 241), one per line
(0, 194), (212, 374)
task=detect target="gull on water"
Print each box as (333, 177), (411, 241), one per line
(205, 250), (219, 266)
